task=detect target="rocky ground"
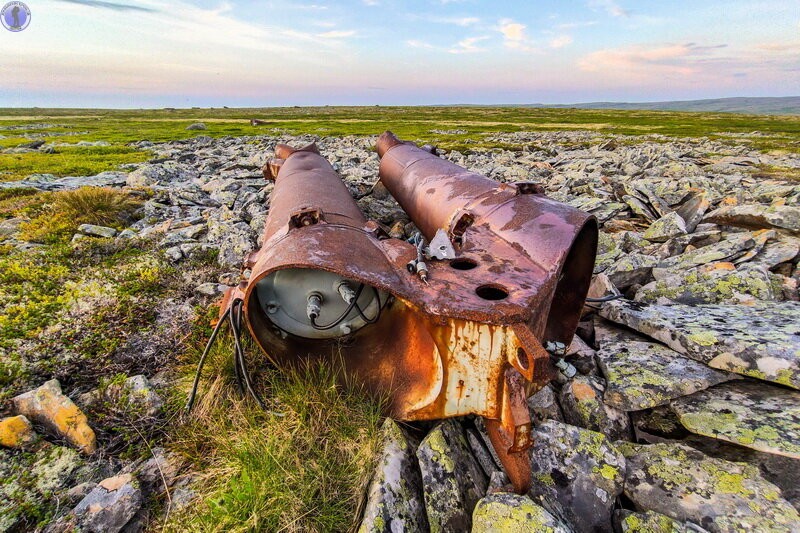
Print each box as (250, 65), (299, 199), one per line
(1, 129), (799, 532)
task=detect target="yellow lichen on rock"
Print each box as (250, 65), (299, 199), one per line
(12, 379), (97, 455)
(0, 415), (37, 448)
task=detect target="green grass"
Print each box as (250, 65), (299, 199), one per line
(1, 106), (798, 182)
(167, 330), (385, 533)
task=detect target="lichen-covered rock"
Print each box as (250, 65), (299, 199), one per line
(79, 374), (163, 418)
(600, 300), (800, 389)
(12, 379), (97, 454)
(704, 204), (800, 234)
(528, 384), (564, 424)
(605, 253), (658, 289)
(643, 212), (687, 243)
(670, 381), (799, 459)
(416, 419), (487, 532)
(70, 473), (142, 533)
(359, 419), (428, 533)
(597, 340), (735, 411)
(559, 374), (632, 440)
(658, 232), (757, 269)
(528, 420), (626, 532)
(635, 264), (776, 304)
(616, 510), (691, 532)
(618, 442), (800, 532)
(0, 415), (37, 448)
(472, 492), (573, 533)
(78, 224), (118, 238)
(675, 192), (710, 233)
(751, 236), (800, 269)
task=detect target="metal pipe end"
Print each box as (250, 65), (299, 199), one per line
(264, 158), (284, 181)
(274, 142), (320, 160)
(376, 131), (406, 158)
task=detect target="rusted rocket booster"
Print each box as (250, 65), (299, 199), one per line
(219, 135), (597, 493)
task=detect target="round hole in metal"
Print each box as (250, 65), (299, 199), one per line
(450, 258), (478, 270)
(476, 284), (509, 300)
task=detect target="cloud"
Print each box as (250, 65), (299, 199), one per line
(757, 42), (800, 52)
(497, 18), (536, 52)
(55, 0), (156, 12)
(556, 20), (598, 30)
(578, 42), (731, 78)
(362, 0), (379, 5)
(498, 19), (526, 42)
(587, 0), (629, 18)
(449, 35), (489, 54)
(549, 35), (573, 49)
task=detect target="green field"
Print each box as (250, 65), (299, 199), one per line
(2, 106), (799, 182)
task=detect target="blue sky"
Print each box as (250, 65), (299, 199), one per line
(1, 0), (798, 107)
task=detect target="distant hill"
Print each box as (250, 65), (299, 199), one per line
(535, 96), (800, 115)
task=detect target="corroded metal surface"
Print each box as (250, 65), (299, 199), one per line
(222, 135), (597, 493)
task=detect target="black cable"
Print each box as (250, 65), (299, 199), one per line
(310, 283), (365, 330)
(355, 287), (382, 324)
(585, 293), (624, 303)
(185, 306), (231, 413)
(230, 299), (267, 409)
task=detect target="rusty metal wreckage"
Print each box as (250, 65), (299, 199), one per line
(187, 131), (598, 494)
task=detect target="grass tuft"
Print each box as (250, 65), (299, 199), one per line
(167, 336), (385, 533)
(18, 186), (142, 243)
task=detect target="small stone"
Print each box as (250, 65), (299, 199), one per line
(78, 224), (118, 238)
(164, 246), (184, 262)
(185, 122), (207, 131)
(559, 375), (632, 440)
(600, 300), (800, 389)
(643, 212), (687, 243)
(116, 229), (137, 239)
(619, 442), (799, 532)
(528, 420), (625, 532)
(658, 231), (757, 269)
(195, 282), (227, 297)
(359, 419), (428, 532)
(597, 340), (735, 411)
(605, 253), (658, 289)
(0, 415), (37, 448)
(676, 192), (710, 233)
(671, 381), (800, 459)
(416, 419), (487, 532)
(527, 384), (564, 424)
(12, 379), (97, 454)
(472, 492), (573, 533)
(72, 473), (142, 533)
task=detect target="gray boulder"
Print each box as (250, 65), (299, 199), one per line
(359, 419), (428, 533)
(528, 420), (626, 532)
(600, 300), (800, 389)
(618, 442), (799, 532)
(416, 419), (487, 532)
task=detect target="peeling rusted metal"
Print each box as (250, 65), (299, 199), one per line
(221, 134), (597, 494)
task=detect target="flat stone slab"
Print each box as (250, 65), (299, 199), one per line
(359, 419), (428, 532)
(618, 441), (800, 532)
(597, 340), (736, 411)
(416, 419), (487, 532)
(670, 381), (800, 459)
(528, 420), (625, 532)
(600, 300), (800, 390)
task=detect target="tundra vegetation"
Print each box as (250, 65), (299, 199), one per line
(0, 106), (798, 531)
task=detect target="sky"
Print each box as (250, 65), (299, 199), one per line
(0, 0), (798, 107)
